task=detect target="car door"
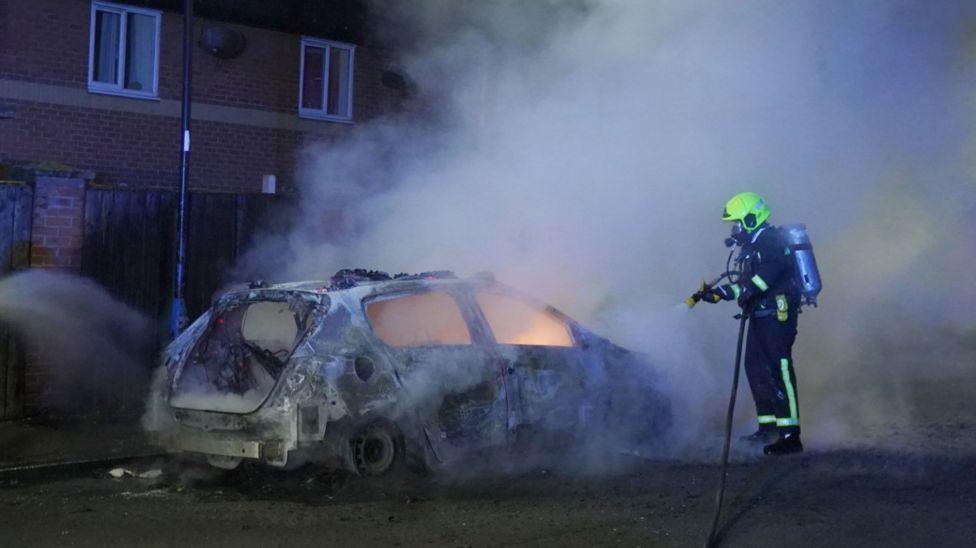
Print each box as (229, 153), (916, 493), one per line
(472, 289), (591, 439)
(364, 289), (508, 463)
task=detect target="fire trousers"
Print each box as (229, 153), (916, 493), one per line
(745, 313), (800, 435)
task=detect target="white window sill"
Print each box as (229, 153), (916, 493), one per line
(298, 110), (354, 124)
(87, 86), (160, 101)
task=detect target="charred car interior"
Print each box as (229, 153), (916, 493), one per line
(171, 297), (317, 414)
(146, 270), (672, 476)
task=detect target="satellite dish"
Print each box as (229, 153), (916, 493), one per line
(381, 69), (414, 97)
(198, 27), (246, 59)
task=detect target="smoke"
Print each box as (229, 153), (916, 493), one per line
(0, 270), (153, 413)
(234, 1), (976, 456)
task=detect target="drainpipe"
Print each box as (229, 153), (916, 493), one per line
(169, 0), (193, 339)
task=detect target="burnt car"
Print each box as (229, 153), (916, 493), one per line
(145, 270), (671, 475)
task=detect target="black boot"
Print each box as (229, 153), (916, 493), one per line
(740, 428), (779, 444)
(763, 433), (803, 455)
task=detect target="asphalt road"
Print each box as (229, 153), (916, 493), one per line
(1, 374), (974, 547)
(0, 449), (973, 547)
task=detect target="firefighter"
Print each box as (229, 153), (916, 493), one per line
(700, 192), (803, 455)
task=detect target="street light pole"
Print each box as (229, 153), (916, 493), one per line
(169, 0), (193, 339)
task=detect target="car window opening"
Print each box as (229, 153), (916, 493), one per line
(171, 299), (312, 413)
(475, 292), (574, 347)
(367, 292), (472, 347)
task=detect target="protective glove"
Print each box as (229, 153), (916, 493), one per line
(700, 287), (724, 304)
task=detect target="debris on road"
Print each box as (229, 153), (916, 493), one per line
(108, 467), (163, 479)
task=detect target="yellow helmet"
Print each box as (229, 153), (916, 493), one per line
(722, 192), (770, 232)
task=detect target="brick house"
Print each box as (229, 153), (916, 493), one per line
(0, 0), (410, 418)
(1, 0), (406, 193)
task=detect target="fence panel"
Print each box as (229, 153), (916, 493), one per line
(82, 190), (177, 324)
(83, 189), (292, 322)
(184, 193), (239, 317)
(81, 189), (291, 414)
(0, 183), (33, 420)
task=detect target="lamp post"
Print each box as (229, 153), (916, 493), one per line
(169, 0), (193, 339)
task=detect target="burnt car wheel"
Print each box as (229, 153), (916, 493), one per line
(352, 420), (404, 477)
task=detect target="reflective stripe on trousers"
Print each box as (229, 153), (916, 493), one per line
(777, 358), (799, 427)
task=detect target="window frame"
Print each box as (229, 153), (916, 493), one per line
(298, 36), (356, 123)
(87, 1), (161, 100)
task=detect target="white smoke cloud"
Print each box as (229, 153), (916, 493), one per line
(236, 0), (976, 453)
(0, 270), (153, 412)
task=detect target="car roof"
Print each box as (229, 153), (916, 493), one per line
(265, 276), (492, 298)
(216, 272), (579, 331)
(222, 271), (494, 300)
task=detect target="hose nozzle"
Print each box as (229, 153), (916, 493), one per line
(685, 279), (710, 309)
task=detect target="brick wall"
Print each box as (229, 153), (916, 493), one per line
(2, 101), (178, 188)
(157, 8), (302, 111)
(0, 0), (400, 112)
(0, 0), (91, 88)
(30, 176), (86, 270)
(21, 175), (88, 416)
(0, 100), (336, 191)
(0, 0), (408, 193)
(1, 0), (414, 417)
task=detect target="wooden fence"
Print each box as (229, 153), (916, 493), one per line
(0, 183), (33, 420)
(82, 189), (291, 324)
(0, 184), (290, 419)
(0, 187), (295, 419)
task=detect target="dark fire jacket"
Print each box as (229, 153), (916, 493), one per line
(719, 224), (799, 318)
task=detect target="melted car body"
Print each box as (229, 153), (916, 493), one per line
(145, 271), (672, 475)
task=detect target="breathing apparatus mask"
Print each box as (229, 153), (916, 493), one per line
(725, 221), (750, 248)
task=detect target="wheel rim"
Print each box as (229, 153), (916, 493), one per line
(354, 424), (396, 476)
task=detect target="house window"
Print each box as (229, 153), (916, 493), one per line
(88, 2), (160, 99)
(299, 37), (355, 122)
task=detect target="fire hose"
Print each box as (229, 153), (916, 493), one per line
(703, 309), (748, 548)
(683, 257), (748, 547)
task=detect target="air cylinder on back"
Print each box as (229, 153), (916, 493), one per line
(781, 224), (822, 306)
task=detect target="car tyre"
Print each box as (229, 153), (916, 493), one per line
(351, 419), (405, 477)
